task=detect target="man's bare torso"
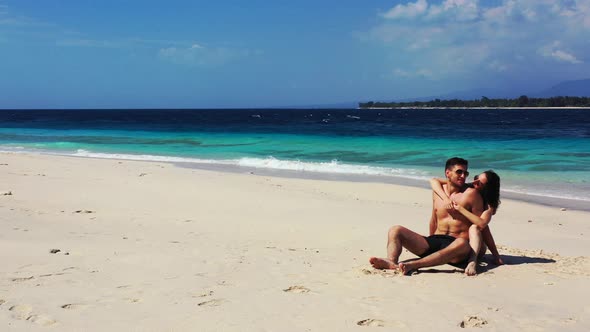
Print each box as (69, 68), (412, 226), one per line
(433, 185), (478, 239)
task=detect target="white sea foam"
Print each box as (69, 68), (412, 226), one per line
(60, 150), (428, 181)
(64, 151), (431, 180)
(72, 149), (233, 165)
(500, 186), (590, 202)
(235, 157), (428, 179)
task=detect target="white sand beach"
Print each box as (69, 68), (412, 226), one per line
(1, 152), (589, 331)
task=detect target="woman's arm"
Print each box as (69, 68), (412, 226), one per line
(429, 178), (452, 210)
(451, 201), (493, 230)
(482, 226), (504, 265)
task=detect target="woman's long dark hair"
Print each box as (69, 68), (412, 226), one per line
(480, 170), (501, 211)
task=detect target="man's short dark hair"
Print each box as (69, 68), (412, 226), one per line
(445, 157), (468, 170)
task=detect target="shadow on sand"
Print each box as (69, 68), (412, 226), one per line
(476, 254), (556, 274)
(500, 254), (556, 265)
(404, 254), (556, 275)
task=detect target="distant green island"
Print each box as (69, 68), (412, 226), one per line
(359, 96), (590, 109)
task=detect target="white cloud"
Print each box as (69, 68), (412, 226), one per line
(56, 37), (198, 49)
(550, 50), (582, 64)
(382, 0), (480, 22)
(55, 37), (254, 67)
(488, 60), (509, 72)
(381, 0), (428, 19)
(366, 0), (589, 80)
(56, 39), (120, 48)
(0, 3), (49, 27)
(393, 68), (436, 79)
(416, 68), (435, 78)
(574, 0), (590, 28)
(158, 44), (252, 67)
(393, 68), (412, 77)
(427, 0), (479, 21)
(539, 42), (582, 64)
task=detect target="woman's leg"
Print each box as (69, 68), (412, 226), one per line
(465, 224), (483, 276)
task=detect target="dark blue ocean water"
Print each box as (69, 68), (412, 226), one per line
(1, 108), (589, 202)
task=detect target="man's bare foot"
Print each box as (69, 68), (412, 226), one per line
(398, 262), (415, 276)
(369, 257), (397, 270)
(464, 261), (477, 276)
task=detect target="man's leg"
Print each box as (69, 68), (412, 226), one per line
(465, 224), (483, 276)
(369, 225), (430, 270)
(399, 237), (470, 274)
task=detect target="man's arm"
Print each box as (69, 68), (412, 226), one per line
(429, 178), (452, 210)
(429, 192), (437, 235)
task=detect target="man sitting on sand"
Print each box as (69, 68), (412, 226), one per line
(369, 157), (484, 275)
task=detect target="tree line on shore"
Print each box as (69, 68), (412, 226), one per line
(359, 96), (590, 108)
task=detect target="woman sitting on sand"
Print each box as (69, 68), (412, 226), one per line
(430, 170), (503, 275)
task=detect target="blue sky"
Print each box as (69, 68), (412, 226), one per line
(1, 0), (588, 108)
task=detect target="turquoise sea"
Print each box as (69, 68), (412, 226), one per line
(1, 109), (589, 208)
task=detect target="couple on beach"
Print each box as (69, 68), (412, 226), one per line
(370, 157), (502, 276)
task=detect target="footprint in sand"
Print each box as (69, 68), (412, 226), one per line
(283, 285), (310, 294)
(357, 318), (406, 328)
(124, 298), (142, 303)
(459, 315), (488, 328)
(61, 303), (88, 310)
(197, 299), (225, 307)
(357, 319), (385, 327)
(9, 304), (33, 320)
(561, 317), (577, 324)
(360, 267), (400, 277)
(11, 276), (35, 282)
(74, 209), (95, 214)
(39, 272), (65, 278)
(193, 290), (214, 298)
(8, 304), (57, 326)
(27, 314), (57, 326)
